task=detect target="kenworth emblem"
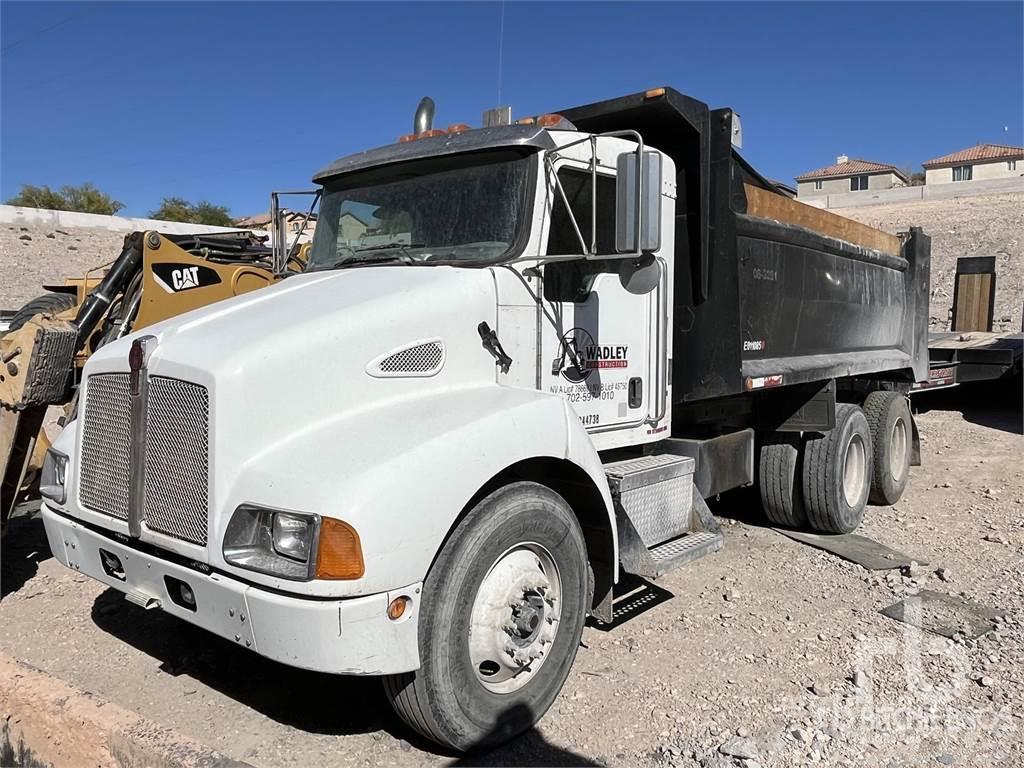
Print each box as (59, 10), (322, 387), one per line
(128, 336), (155, 395)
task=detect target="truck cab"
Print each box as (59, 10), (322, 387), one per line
(39, 88), (929, 752)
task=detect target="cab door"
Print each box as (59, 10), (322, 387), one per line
(539, 164), (660, 445)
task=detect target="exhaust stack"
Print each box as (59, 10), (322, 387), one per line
(414, 97), (435, 137)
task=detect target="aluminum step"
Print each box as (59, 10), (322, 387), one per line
(605, 451), (724, 581)
(605, 453), (695, 547)
(648, 530), (723, 577)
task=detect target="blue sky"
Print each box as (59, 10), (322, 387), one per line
(2, 1), (1021, 218)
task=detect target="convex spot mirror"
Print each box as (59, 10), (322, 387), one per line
(618, 254), (661, 295)
(615, 150), (662, 255)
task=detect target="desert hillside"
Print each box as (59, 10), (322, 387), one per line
(842, 192), (1023, 332)
(3, 192), (1022, 331)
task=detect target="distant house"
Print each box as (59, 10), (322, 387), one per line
(338, 211), (369, 243)
(234, 211), (318, 240)
(234, 213), (272, 229)
(922, 143), (1024, 185)
(795, 155), (908, 199)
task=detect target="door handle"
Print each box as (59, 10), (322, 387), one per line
(628, 377), (643, 408)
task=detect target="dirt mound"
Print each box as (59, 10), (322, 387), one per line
(1, 224), (126, 310)
(841, 193), (1024, 332)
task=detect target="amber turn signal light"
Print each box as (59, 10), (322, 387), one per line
(387, 595), (410, 621)
(314, 518), (364, 579)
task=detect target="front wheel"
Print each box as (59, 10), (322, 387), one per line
(383, 482), (590, 752)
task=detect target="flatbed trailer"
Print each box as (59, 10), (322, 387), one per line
(916, 330), (1023, 391)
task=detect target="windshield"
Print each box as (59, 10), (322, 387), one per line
(307, 150), (533, 271)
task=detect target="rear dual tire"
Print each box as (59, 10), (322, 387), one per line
(801, 403), (873, 534)
(757, 433), (806, 528)
(758, 403), (875, 534)
(862, 391), (912, 506)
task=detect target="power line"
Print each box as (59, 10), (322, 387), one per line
(1, 7), (96, 55)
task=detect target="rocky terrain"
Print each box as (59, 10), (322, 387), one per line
(2, 384), (1021, 768)
(1, 224), (125, 310)
(842, 193), (1024, 332)
(3, 191), (1023, 332)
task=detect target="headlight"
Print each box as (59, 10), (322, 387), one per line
(223, 505), (363, 581)
(40, 449), (68, 505)
(223, 505), (315, 580)
(273, 512), (313, 561)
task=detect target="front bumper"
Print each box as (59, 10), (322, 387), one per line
(42, 505), (421, 675)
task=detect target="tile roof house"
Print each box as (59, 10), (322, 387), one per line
(795, 155), (909, 199)
(922, 143), (1024, 185)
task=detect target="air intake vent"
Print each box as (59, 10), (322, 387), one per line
(368, 339), (445, 378)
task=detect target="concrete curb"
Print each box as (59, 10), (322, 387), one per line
(0, 653), (251, 768)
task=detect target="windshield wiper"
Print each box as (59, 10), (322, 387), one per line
(332, 252), (410, 269)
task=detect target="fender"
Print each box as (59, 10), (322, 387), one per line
(219, 384), (617, 597)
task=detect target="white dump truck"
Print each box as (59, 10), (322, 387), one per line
(39, 88), (930, 751)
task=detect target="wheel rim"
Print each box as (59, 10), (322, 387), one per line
(889, 416), (908, 483)
(843, 433), (867, 507)
(469, 542), (562, 694)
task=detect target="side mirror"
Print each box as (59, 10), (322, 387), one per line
(615, 150), (662, 254)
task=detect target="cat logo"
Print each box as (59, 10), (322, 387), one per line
(172, 266), (200, 291)
(151, 262), (222, 294)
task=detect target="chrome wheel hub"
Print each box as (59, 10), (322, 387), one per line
(843, 433), (867, 507)
(469, 543), (562, 694)
(889, 416), (908, 482)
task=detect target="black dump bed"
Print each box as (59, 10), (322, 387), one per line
(560, 88), (930, 409)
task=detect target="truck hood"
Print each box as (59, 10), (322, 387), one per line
(84, 264), (501, 506)
(90, 266), (498, 384)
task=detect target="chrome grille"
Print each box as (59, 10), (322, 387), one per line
(143, 377), (209, 545)
(77, 372), (210, 546)
(79, 374), (132, 520)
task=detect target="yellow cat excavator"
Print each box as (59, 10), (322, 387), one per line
(1, 196), (316, 524)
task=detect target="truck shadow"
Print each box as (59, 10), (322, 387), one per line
(0, 511), (51, 599)
(912, 378), (1023, 435)
(89, 590), (597, 765)
(89, 587), (396, 737)
(451, 704), (599, 766)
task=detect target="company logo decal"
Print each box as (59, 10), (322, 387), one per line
(552, 328), (629, 382)
(151, 263), (223, 294)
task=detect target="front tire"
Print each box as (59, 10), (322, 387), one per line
(862, 391), (912, 505)
(383, 482), (589, 752)
(801, 403), (873, 533)
(8, 292), (76, 333)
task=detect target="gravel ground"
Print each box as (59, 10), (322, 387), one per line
(3, 191), (1022, 332)
(1, 383), (1021, 768)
